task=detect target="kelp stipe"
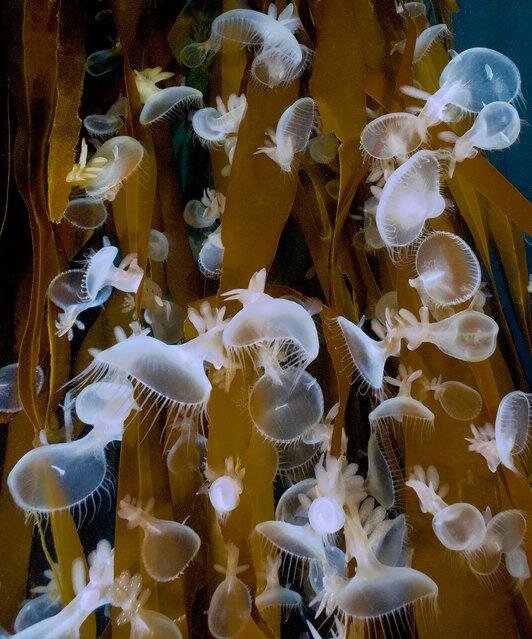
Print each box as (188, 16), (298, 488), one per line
(117, 496), (200, 582)
(112, 572), (183, 639)
(409, 231), (482, 307)
(48, 269), (112, 339)
(255, 555), (302, 617)
(208, 543), (251, 639)
(67, 136), (145, 202)
(222, 270), (319, 371)
(249, 367), (324, 444)
(375, 150), (445, 252)
(369, 368), (435, 435)
(423, 375), (482, 421)
(63, 196), (107, 230)
(82, 241), (143, 300)
(255, 97), (317, 172)
(0, 363), (44, 414)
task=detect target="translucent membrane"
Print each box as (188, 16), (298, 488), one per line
(86, 335), (212, 414)
(83, 114), (122, 140)
(309, 132), (339, 164)
(439, 47), (521, 113)
(335, 316), (396, 391)
(85, 136), (145, 201)
(85, 47), (121, 77)
(426, 377), (482, 421)
(118, 497), (200, 582)
(255, 555), (302, 614)
(495, 390), (531, 471)
(14, 594), (61, 633)
(139, 86), (203, 127)
(83, 245), (143, 299)
(222, 297), (319, 369)
(63, 197), (107, 230)
(255, 521), (326, 563)
(130, 609), (183, 639)
(432, 503), (486, 551)
(275, 477), (316, 525)
(192, 94), (247, 145)
(376, 150), (445, 249)
(249, 368), (324, 443)
(360, 112), (423, 160)
(208, 544), (251, 639)
(413, 24), (451, 63)
(209, 475), (242, 515)
(365, 433), (395, 509)
(256, 97), (316, 171)
(410, 231), (481, 306)
(7, 432), (109, 513)
(0, 363), (44, 413)
(75, 379), (136, 426)
(453, 101), (521, 162)
(373, 291), (397, 325)
(198, 228), (224, 279)
(148, 229), (169, 262)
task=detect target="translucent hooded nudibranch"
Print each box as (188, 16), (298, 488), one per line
(73, 302), (228, 423)
(67, 136), (145, 202)
(180, 4), (310, 88)
(147, 229), (169, 263)
(402, 47), (521, 129)
(438, 101), (521, 176)
(360, 111), (426, 164)
(183, 188), (225, 229)
(81, 238), (144, 300)
(334, 306), (498, 393)
(192, 94), (247, 146)
(8, 379), (136, 515)
(83, 96), (126, 141)
(117, 495), (200, 582)
(255, 555), (302, 618)
(310, 496), (438, 631)
(466, 390), (531, 473)
(208, 543), (251, 639)
(375, 150), (446, 255)
(255, 97), (317, 172)
(409, 231), (482, 307)
(0, 363), (44, 414)
(63, 196), (107, 230)
(422, 374), (482, 421)
(249, 363), (324, 444)
(369, 367), (435, 434)
(48, 268), (112, 340)
(222, 269), (320, 372)
(112, 571), (183, 639)
(10, 540), (114, 638)
(198, 227), (224, 279)
(13, 567), (61, 633)
(204, 456), (245, 519)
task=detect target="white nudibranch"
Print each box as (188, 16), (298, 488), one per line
(255, 97), (318, 172)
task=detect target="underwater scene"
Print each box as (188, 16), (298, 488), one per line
(0, 0), (530, 637)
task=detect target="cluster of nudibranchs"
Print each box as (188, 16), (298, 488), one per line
(0, 2), (529, 638)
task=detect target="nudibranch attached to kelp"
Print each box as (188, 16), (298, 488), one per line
(183, 188), (225, 229)
(467, 390), (531, 473)
(180, 3), (310, 88)
(222, 269), (320, 372)
(67, 136), (145, 202)
(255, 555), (302, 618)
(192, 94), (247, 146)
(7, 379), (136, 515)
(118, 495), (200, 582)
(208, 543), (251, 639)
(204, 456), (245, 519)
(409, 231), (482, 307)
(422, 374), (483, 421)
(256, 97), (317, 172)
(13, 566), (61, 633)
(0, 363), (44, 414)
